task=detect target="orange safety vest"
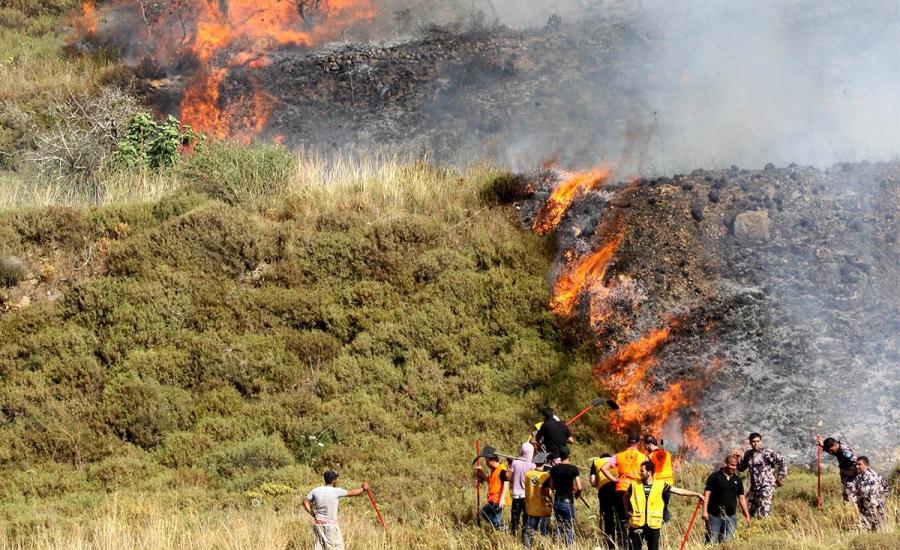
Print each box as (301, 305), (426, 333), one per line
(488, 464), (511, 506)
(615, 448), (648, 492)
(649, 449), (674, 484)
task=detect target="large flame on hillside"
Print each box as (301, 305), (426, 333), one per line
(550, 220), (624, 317)
(75, 0), (376, 140)
(533, 168), (611, 234)
(539, 175), (710, 451)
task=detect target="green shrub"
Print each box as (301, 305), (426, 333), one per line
(153, 431), (214, 469)
(112, 113), (200, 170)
(203, 435), (294, 478)
(178, 141), (295, 205)
(105, 205), (268, 278)
(102, 371), (194, 450)
(0, 255), (27, 286)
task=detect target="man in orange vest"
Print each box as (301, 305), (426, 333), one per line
(599, 431), (649, 543)
(643, 435), (675, 522)
(474, 448), (511, 529)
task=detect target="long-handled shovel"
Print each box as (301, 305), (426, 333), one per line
(565, 398), (620, 426)
(679, 499), (702, 550)
(475, 439), (482, 525)
(816, 439), (822, 511)
(365, 483), (387, 531)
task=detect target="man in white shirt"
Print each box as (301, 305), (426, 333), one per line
(303, 470), (369, 550)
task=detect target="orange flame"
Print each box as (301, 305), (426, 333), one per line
(533, 167), (611, 234)
(683, 420), (715, 460)
(76, 1), (376, 139)
(73, 1), (97, 36)
(550, 228), (624, 317)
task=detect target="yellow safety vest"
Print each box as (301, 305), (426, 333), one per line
(615, 448), (648, 492)
(523, 470), (552, 517)
(592, 456), (618, 489)
(649, 449), (674, 484)
(628, 480), (666, 529)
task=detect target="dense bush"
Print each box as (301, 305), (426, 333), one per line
(0, 170), (605, 531)
(177, 141), (296, 205)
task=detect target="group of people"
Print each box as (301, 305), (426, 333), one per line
(293, 409), (892, 550)
(471, 408), (893, 549)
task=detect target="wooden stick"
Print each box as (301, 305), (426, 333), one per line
(817, 442), (822, 511)
(679, 500), (702, 550)
(475, 439), (482, 525)
(365, 484), (387, 531)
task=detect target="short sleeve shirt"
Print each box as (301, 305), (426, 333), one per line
(306, 486), (349, 525)
(536, 420), (571, 456)
(704, 470), (744, 516)
(549, 463), (581, 500)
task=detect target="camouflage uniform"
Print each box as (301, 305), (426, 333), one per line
(849, 468), (889, 531)
(830, 442), (859, 505)
(738, 448), (787, 518)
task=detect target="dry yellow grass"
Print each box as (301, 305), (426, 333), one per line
(2, 468), (895, 550)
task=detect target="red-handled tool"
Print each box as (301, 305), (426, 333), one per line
(679, 499), (702, 550)
(365, 483), (387, 531)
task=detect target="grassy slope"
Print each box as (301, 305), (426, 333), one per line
(0, 3), (897, 549)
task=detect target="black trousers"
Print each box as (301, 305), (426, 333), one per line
(598, 483), (619, 548)
(510, 497), (526, 534)
(628, 527), (661, 550)
(613, 490), (629, 545)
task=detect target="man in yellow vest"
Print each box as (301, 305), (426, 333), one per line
(643, 435), (675, 522)
(599, 432), (648, 542)
(590, 452), (619, 548)
(522, 452), (553, 548)
(625, 461), (704, 550)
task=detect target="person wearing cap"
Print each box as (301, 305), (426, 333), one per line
(508, 442), (537, 536)
(590, 452), (619, 548)
(736, 432), (786, 518)
(475, 448), (511, 529)
(522, 452), (553, 548)
(643, 436), (675, 523)
(599, 432), (649, 542)
(303, 470), (370, 550)
(548, 446), (582, 546)
(625, 460), (704, 550)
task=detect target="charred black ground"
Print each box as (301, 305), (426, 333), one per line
(515, 161), (900, 461)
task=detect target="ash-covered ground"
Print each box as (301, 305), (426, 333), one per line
(148, 10), (648, 167)
(516, 161), (900, 463)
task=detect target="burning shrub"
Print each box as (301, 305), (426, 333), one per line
(177, 141), (296, 205)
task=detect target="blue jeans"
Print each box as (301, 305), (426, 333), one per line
(522, 514), (550, 548)
(481, 502), (504, 530)
(705, 514), (736, 543)
(554, 499), (576, 545)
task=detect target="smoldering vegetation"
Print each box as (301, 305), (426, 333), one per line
(514, 160), (900, 462)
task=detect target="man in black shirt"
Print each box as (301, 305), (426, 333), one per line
(703, 454), (751, 543)
(547, 446), (581, 546)
(535, 408), (573, 458)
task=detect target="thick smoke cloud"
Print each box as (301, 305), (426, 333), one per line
(402, 1), (900, 173)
